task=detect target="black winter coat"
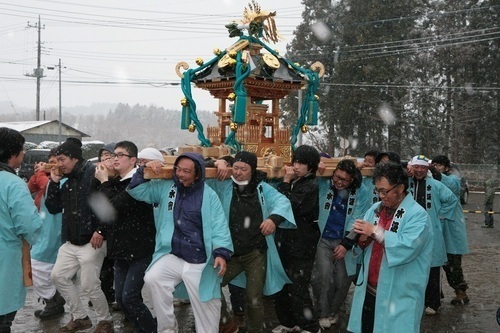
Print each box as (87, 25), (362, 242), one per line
(275, 173), (321, 259)
(45, 160), (101, 245)
(97, 175), (156, 261)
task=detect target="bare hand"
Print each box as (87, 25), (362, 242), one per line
(95, 163), (109, 183)
(50, 166), (63, 183)
(146, 160), (164, 174)
(333, 244), (347, 260)
(90, 231), (104, 249)
(101, 158), (115, 171)
(260, 218), (276, 236)
(214, 257), (227, 276)
(406, 164), (414, 177)
(283, 165), (295, 183)
(353, 219), (376, 237)
(214, 160), (231, 180)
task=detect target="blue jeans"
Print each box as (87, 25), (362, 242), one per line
(114, 257), (156, 333)
(311, 238), (352, 318)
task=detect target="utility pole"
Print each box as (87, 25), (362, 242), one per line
(25, 16), (45, 121)
(48, 59), (63, 143)
(57, 58), (62, 142)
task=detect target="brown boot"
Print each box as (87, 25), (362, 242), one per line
(233, 312), (245, 328)
(451, 289), (470, 305)
(94, 320), (114, 333)
(59, 316), (92, 333)
(219, 319), (239, 333)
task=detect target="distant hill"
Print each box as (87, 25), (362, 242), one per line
(0, 101), (118, 117)
(0, 102), (218, 150)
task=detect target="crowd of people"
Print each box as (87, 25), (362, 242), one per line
(0, 127), (474, 333)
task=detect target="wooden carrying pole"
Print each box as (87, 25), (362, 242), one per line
(143, 166), (374, 180)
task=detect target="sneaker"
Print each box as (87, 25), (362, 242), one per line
(481, 224), (493, 228)
(93, 320), (114, 333)
(271, 325), (300, 333)
(424, 307), (437, 316)
(329, 314), (339, 324)
(59, 316), (93, 333)
(319, 317), (331, 329)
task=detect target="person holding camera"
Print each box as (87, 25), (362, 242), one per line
(347, 161), (433, 333)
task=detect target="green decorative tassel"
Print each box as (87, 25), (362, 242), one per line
(234, 95), (247, 124)
(307, 100), (319, 125)
(181, 105), (190, 129)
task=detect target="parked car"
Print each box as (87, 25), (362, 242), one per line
(451, 163), (469, 205)
(17, 148), (51, 182)
(88, 157), (99, 165)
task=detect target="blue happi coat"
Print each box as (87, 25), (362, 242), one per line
(0, 169), (42, 315)
(127, 176), (233, 302)
(207, 179), (296, 296)
(31, 182), (63, 264)
(318, 178), (372, 275)
(347, 194), (433, 333)
(440, 173), (469, 254)
(408, 175), (458, 266)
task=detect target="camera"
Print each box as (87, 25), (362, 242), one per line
(346, 228), (360, 243)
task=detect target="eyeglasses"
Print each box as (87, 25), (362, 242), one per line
(374, 184), (398, 195)
(333, 173), (352, 184)
(111, 152), (133, 159)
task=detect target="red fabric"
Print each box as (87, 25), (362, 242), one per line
(27, 170), (49, 211)
(368, 210), (393, 287)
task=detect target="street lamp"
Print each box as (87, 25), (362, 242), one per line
(47, 59), (62, 143)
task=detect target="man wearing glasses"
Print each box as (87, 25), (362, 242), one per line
(45, 137), (114, 332)
(347, 161), (433, 333)
(94, 141), (157, 332)
(312, 159), (371, 329)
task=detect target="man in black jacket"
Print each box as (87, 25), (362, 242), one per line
(45, 138), (114, 333)
(273, 145), (322, 333)
(94, 141), (157, 332)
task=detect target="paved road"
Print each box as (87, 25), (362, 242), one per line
(11, 192), (500, 332)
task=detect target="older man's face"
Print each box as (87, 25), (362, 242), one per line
(412, 164), (429, 180)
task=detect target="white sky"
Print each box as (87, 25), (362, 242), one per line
(0, 0), (304, 113)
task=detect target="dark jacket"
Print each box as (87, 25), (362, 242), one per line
(276, 173), (320, 258)
(171, 152), (208, 263)
(45, 159), (102, 245)
(97, 173), (156, 260)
